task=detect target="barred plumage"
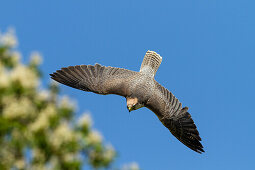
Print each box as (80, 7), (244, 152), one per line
(140, 50), (162, 77)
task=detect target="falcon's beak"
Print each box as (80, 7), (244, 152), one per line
(127, 106), (132, 112)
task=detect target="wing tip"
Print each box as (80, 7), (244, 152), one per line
(163, 109), (204, 154)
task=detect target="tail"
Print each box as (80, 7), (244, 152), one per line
(140, 50), (162, 77)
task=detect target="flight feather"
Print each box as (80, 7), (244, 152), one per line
(50, 64), (137, 96)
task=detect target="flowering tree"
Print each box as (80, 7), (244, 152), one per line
(0, 29), (140, 170)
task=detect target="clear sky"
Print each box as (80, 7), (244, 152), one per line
(1, 0), (255, 169)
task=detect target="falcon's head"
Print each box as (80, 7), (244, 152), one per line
(126, 97), (144, 112)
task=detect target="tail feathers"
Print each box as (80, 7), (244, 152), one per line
(140, 50), (162, 77)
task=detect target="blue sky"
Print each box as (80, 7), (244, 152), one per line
(1, 0), (255, 169)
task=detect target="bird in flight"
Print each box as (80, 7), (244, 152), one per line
(50, 51), (204, 153)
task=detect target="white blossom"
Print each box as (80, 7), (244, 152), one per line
(14, 159), (25, 169)
(0, 70), (10, 88)
(48, 156), (59, 170)
(30, 164), (46, 170)
(0, 28), (18, 47)
(0, 30), (119, 169)
(1, 147), (15, 167)
(103, 144), (115, 161)
(3, 97), (35, 120)
(30, 52), (42, 65)
(63, 153), (80, 163)
(122, 162), (140, 170)
(43, 104), (57, 117)
(37, 90), (50, 101)
(10, 64), (38, 88)
(30, 114), (48, 132)
(30, 105), (57, 132)
(59, 95), (76, 109)
(32, 148), (45, 161)
(50, 122), (77, 149)
(77, 112), (93, 129)
(87, 130), (103, 144)
(1, 95), (14, 105)
(11, 51), (21, 65)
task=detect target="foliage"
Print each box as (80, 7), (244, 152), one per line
(0, 28), (120, 170)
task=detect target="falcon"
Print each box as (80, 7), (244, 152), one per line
(50, 51), (204, 153)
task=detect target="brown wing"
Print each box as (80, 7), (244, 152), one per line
(50, 64), (137, 97)
(146, 81), (204, 153)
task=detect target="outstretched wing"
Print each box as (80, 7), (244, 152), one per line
(50, 64), (137, 97)
(146, 81), (204, 153)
